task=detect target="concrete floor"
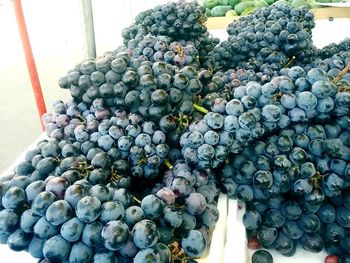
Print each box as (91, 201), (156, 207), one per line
(0, 1), (350, 174)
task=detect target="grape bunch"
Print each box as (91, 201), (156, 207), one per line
(208, 4), (317, 72)
(222, 121), (350, 202)
(124, 33), (201, 68)
(305, 49), (350, 83)
(2, 0), (350, 262)
(58, 50), (131, 106)
(121, 1), (207, 43)
(178, 79), (294, 168)
(318, 38), (350, 59)
(121, 1), (219, 68)
(194, 32), (221, 66)
(43, 99), (176, 181)
(263, 66), (350, 125)
(0, 140), (220, 262)
(58, 50), (206, 123)
(199, 67), (277, 112)
(221, 119), (350, 259)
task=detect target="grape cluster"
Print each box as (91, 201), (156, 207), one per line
(318, 38), (350, 59)
(305, 49), (350, 83)
(122, 1), (207, 43)
(58, 50), (130, 106)
(58, 51), (206, 123)
(265, 66), (350, 125)
(179, 79), (296, 169)
(121, 1), (219, 68)
(221, 119), (350, 258)
(124, 33), (201, 68)
(43, 100), (178, 182)
(177, 30), (349, 261)
(2, 1), (350, 262)
(0, 125), (220, 262)
(199, 67), (276, 112)
(208, 4), (317, 72)
(194, 32), (221, 66)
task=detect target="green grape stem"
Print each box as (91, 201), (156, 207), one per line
(284, 56), (296, 68)
(193, 103), (209, 114)
(133, 197), (141, 204)
(164, 159), (174, 169)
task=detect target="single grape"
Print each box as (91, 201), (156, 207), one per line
(132, 219), (159, 249)
(181, 230), (207, 258)
(252, 250), (273, 263)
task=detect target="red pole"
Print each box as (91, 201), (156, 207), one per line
(13, 0), (46, 130)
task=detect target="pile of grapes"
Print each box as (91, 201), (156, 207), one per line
(1, 1), (350, 262)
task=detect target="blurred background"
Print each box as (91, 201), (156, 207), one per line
(0, 0), (350, 174)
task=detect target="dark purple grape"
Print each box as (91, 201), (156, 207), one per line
(20, 209), (41, 233)
(0, 209), (19, 234)
(69, 241), (93, 262)
(33, 217), (59, 239)
(181, 230), (207, 258)
(82, 221), (103, 248)
(45, 177), (70, 199)
(32, 191), (56, 217)
(101, 220), (129, 251)
(76, 196), (101, 223)
(43, 235), (72, 262)
(252, 250), (273, 263)
(185, 192), (207, 216)
(60, 217), (85, 242)
(7, 229), (32, 251)
(2, 187), (26, 209)
(141, 195), (164, 219)
(124, 206), (145, 228)
(132, 219), (159, 249)
(45, 200), (73, 226)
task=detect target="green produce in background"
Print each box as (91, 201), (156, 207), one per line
(211, 5), (233, 16)
(306, 0), (318, 8)
(229, 0), (240, 7)
(241, 6), (257, 15)
(272, 0), (291, 6)
(204, 0), (220, 9)
(291, 0), (308, 8)
(206, 7), (212, 17)
(254, 0), (269, 8)
(225, 10), (239, 17)
(264, 0), (276, 5)
(219, 0), (230, 5)
(303, 0), (318, 6)
(234, 1), (255, 15)
(202, 0), (324, 17)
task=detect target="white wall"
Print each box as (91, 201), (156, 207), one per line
(91, 0), (170, 55)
